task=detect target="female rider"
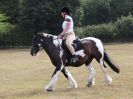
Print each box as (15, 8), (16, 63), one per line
(58, 7), (78, 63)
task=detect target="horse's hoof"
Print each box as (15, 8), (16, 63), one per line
(87, 82), (95, 87)
(44, 86), (54, 92)
(105, 75), (112, 85)
(87, 82), (92, 87)
(45, 88), (54, 92)
(46, 89), (54, 92)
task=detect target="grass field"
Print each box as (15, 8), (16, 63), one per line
(0, 43), (133, 99)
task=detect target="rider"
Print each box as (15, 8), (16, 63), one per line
(58, 7), (78, 63)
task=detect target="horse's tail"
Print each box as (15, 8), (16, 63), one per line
(104, 50), (120, 73)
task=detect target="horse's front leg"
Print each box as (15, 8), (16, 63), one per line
(61, 67), (78, 88)
(45, 65), (64, 91)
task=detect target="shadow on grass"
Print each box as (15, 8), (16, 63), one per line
(1, 87), (91, 98)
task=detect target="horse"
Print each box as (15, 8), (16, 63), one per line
(31, 32), (120, 91)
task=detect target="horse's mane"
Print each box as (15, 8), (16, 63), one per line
(37, 32), (58, 39)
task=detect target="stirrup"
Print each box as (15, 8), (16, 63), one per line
(71, 55), (78, 63)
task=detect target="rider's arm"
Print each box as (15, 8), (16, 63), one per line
(60, 18), (71, 35)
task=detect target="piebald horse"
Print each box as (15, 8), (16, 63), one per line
(31, 32), (120, 91)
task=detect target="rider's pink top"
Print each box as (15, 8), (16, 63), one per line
(62, 15), (74, 34)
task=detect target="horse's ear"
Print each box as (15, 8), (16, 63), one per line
(34, 32), (37, 36)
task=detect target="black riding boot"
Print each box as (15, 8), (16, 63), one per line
(71, 54), (78, 63)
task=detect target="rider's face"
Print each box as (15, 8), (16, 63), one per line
(61, 12), (65, 18)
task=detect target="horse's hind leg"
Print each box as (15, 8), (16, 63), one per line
(85, 58), (95, 87)
(61, 67), (78, 88)
(86, 63), (95, 87)
(95, 52), (112, 85)
(87, 64), (95, 87)
(99, 59), (112, 85)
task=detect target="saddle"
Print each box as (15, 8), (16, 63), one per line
(62, 38), (84, 56)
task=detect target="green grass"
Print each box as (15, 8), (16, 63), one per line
(0, 43), (133, 99)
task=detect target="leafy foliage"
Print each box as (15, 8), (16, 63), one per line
(0, 0), (133, 46)
(0, 0), (20, 24)
(76, 23), (115, 42)
(76, 15), (133, 42)
(0, 13), (14, 35)
(110, 0), (133, 21)
(19, 0), (80, 34)
(114, 14), (133, 41)
(82, 0), (111, 25)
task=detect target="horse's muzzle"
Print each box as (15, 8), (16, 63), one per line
(31, 50), (39, 56)
(31, 49), (37, 56)
(31, 52), (36, 56)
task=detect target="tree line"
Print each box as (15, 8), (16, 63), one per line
(0, 0), (133, 46)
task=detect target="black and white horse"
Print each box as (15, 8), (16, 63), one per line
(31, 32), (120, 91)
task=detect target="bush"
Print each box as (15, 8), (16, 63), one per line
(75, 23), (115, 42)
(114, 15), (133, 41)
(75, 15), (133, 42)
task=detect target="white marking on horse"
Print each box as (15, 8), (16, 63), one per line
(53, 38), (62, 47)
(59, 50), (63, 60)
(45, 71), (60, 91)
(45, 64), (64, 91)
(87, 64), (95, 86)
(82, 37), (104, 55)
(41, 33), (62, 48)
(105, 74), (112, 85)
(65, 69), (78, 88)
(75, 50), (85, 57)
(38, 43), (41, 47)
(41, 33), (48, 37)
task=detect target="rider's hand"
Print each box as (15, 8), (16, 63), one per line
(58, 34), (63, 39)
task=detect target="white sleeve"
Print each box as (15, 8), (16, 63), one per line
(65, 16), (72, 22)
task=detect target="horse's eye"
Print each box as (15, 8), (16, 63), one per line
(38, 44), (41, 47)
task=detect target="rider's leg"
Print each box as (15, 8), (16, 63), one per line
(66, 33), (75, 55)
(66, 33), (78, 63)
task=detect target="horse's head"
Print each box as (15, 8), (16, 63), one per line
(31, 33), (42, 56)
(31, 32), (61, 57)
(31, 32), (55, 56)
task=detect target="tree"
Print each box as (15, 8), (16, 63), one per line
(18, 0), (80, 35)
(110, 0), (133, 21)
(0, 0), (20, 24)
(82, 0), (111, 25)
